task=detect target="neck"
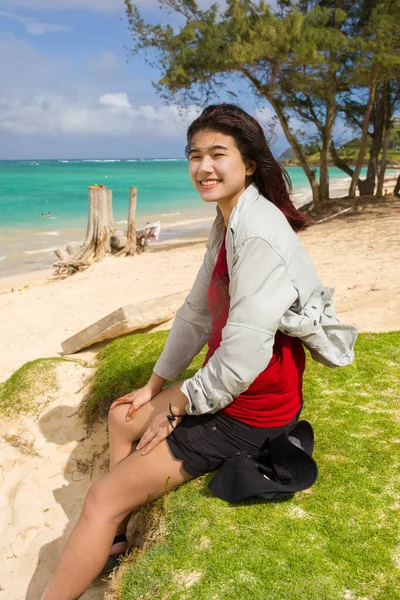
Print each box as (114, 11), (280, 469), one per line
(217, 185), (247, 227)
(217, 180), (254, 227)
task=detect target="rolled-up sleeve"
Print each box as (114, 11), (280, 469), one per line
(181, 237), (298, 415)
(153, 246), (215, 381)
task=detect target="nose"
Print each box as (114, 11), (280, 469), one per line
(197, 155), (214, 177)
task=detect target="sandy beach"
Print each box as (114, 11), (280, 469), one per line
(0, 197), (399, 600)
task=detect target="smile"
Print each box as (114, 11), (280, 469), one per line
(199, 180), (221, 187)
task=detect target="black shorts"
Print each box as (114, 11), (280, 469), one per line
(166, 411), (300, 478)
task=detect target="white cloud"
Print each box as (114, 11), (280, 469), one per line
(0, 92), (201, 139)
(6, 0), (124, 12)
(0, 9), (69, 35)
(99, 93), (131, 111)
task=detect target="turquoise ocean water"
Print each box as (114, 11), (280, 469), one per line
(0, 159), (383, 277)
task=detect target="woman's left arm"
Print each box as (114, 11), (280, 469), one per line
(181, 237), (298, 415)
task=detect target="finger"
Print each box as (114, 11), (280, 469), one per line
(110, 398), (131, 410)
(110, 393), (135, 409)
(136, 428), (155, 451)
(125, 405), (136, 421)
(139, 434), (162, 456)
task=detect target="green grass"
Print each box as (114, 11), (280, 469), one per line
(81, 331), (207, 427)
(0, 357), (86, 417)
(88, 331), (400, 600)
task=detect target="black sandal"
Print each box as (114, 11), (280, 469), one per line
(101, 534), (128, 574)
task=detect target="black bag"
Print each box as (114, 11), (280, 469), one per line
(208, 420), (318, 502)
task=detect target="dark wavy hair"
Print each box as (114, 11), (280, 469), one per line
(186, 104), (308, 232)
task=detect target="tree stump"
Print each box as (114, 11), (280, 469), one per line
(52, 184), (155, 277)
(117, 186), (137, 256)
(76, 186), (115, 263)
(53, 186), (116, 277)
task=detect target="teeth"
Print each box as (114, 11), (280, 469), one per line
(201, 180), (220, 186)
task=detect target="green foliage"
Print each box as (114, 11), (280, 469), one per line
(80, 331), (207, 427)
(305, 125), (400, 164)
(125, 0), (400, 201)
(109, 331), (400, 599)
(0, 357), (80, 417)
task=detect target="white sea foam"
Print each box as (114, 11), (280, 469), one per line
(160, 212), (181, 216)
(39, 231), (60, 236)
(116, 220), (127, 225)
(82, 159), (120, 163)
(25, 247), (58, 255)
(152, 158), (183, 162)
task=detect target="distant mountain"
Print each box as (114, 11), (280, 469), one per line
(279, 147), (296, 160)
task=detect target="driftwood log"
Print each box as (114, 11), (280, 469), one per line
(61, 291), (188, 354)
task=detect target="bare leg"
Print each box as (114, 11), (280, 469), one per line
(108, 381), (184, 469)
(42, 440), (192, 600)
(108, 382), (183, 547)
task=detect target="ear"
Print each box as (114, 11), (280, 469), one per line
(245, 160), (256, 176)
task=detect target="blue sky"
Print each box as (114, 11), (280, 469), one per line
(0, 0), (336, 160)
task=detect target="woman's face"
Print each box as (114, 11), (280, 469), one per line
(188, 129), (255, 206)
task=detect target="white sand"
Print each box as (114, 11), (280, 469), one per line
(0, 199), (399, 600)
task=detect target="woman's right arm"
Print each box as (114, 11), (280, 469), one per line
(110, 245), (215, 417)
(152, 245), (215, 380)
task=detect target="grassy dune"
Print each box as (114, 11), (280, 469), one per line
(81, 331), (400, 600)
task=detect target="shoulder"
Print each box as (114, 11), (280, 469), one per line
(233, 195), (299, 260)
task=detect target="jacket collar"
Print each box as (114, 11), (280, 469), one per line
(214, 182), (260, 232)
(228, 182), (260, 232)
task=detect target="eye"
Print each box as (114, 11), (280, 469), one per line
(189, 155), (202, 161)
(213, 153), (225, 158)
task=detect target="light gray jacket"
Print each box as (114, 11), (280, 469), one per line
(154, 183), (358, 415)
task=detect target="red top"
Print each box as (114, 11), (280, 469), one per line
(203, 237), (305, 427)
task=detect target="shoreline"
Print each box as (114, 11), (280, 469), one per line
(0, 236), (209, 294)
(3, 166), (390, 279)
(0, 171), (398, 283)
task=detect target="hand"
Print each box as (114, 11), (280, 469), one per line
(136, 412), (183, 455)
(110, 385), (155, 421)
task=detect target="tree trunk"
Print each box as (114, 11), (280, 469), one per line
(376, 88), (391, 197)
(393, 174), (400, 197)
(123, 186), (137, 256)
(363, 94), (385, 196)
(348, 85), (377, 198)
(267, 95), (320, 205)
(240, 67), (321, 205)
(320, 7), (340, 203)
(330, 141), (354, 178)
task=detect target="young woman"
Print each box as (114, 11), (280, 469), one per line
(42, 104), (356, 600)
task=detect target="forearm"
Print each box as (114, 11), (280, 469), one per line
(147, 373), (188, 414)
(147, 372), (167, 396)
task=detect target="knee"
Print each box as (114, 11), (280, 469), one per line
(108, 404), (141, 443)
(82, 478), (107, 517)
(83, 478), (130, 525)
(108, 404), (131, 434)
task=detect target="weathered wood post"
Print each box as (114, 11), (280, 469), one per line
(78, 186), (114, 262)
(54, 185), (116, 276)
(124, 186), (137, 256)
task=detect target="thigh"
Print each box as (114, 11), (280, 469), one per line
(87, 439), (193, 522)
(109, 381), (185, 443)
